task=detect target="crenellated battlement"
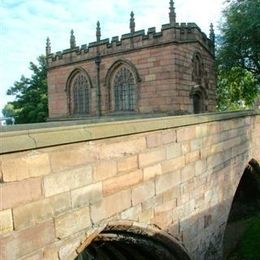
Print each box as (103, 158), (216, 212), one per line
(46, 2), (215, 69)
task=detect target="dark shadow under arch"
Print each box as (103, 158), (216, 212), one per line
(223, 159), (260, 258)
(75, 224), (191, 260)
(227, 159), (260, 222)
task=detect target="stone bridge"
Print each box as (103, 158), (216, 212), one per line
(0, 110), (259, 260)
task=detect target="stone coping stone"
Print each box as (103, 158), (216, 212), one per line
(0, 110), (258, 154)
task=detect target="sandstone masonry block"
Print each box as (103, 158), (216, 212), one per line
(55, 207), (91, 239)
(190, 138), (205, 151)
(161, 156), (185, 174)
(71, 182), (102, 208)
(117, 155), (138, 173)
(162, 186), (181, 203)
(180, 181), (195, 204)
(0, 178), (42, 210)
(138, 208), (154, 223)
(161, 130), (176, 144)
(13, 192), (71, 230)
(102, 169), (142, 196)
(2, 152), (50, 182)
(181, 164), (195, 183)
(49, 144), (97, 172)
(143, 163), (162, 180)
(185, 150), (200, 164)
(121, 204), (142, 220)
(132, 180), (155, 205)
(181, 142), (191, 154)
(139, 148), (166, 168)
(156, 171), (181, 195)
(152, 208), (173, 229)
(207, 153), (223, 170)
(154, 199), (177, 214)
(145, 74), (156, 81)
(44, 166), (92, 197)
(177, 127), (196, 142)
(19, 251), (43, 260)
(141, 195), (163, 211)
(195, 160), (207, 176)
(146, 133), (161, 148)
(0, 220), (55, 260)
(0, 164), (2, 182)
(0, 209), (13, 234)
(181, 199), (196, 218)
(91, 190), (131, 223)
(43, 243), (60, 260)
(166, 143), (182, 159)
(99, 137), (146, 159)
(94, 160), (117, 181)
(196, 125), (208, 138)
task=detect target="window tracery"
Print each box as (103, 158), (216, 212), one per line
(112, 66), (136, 111)
(69, 71), (90, 115)
(192, 53), (203, 84)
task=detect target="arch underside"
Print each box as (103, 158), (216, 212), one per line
(222, 158), (260, 258)
(226, 158), (260, 222)
(76, 228), (190, 260)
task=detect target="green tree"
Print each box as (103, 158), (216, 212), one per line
(3, 55), (48, 123)
(217, 67), (258, 110)
(2, 103), (16, 118)
(216, 0), (260, 110)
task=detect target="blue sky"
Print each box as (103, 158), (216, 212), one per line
(0, 0), (224, 115)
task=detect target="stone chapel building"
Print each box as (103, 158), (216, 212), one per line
(46, 1), (216, 120)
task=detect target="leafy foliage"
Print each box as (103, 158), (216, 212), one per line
(217, 0), (260, 76)
(217, 67), (258, 111)
(2, 103), (16, 118)
(3, 56), (48, 123)
(216, 0), (260, 110)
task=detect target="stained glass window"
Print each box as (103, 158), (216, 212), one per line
(113, 66), (136, 111)
(71, 72), (90, 115)
(193, 54), (202, 84)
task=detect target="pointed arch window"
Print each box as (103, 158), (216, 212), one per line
(192, 53), (203, 84)
(68, 70), (91, 115)
(112, 66), (137, 111)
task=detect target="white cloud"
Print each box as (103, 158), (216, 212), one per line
(0, 0), (224, 114)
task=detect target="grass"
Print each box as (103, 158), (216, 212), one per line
(227, 216), (260, 260)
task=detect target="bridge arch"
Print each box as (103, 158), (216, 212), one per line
(223, 158), (260, 257)
(227, 158), (260, 222)
(75, 221), (191, 260)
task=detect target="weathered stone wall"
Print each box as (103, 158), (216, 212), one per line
(47, 24), (216, 119)
(0, 111), (259, 259)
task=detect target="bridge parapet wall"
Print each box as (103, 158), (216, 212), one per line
(0, 111), (259, 259)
